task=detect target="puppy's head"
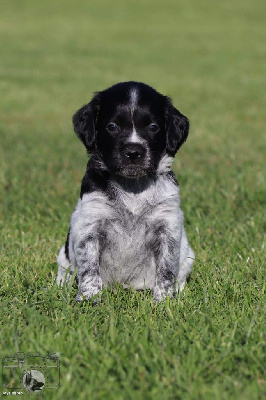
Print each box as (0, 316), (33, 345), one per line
(73, 82), (189, 178)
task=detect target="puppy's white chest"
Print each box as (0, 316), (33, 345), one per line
(99, 210), (156, 289)
(70, 175), (180, 290)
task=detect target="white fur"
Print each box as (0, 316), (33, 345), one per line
(57, 82), (194, 301)
(157, 154), (174, 175)
(56, 245), (71, 285)
(58, 170), (194, 295)
(128, 88), (145, 145)
(130, 88), (138, 116)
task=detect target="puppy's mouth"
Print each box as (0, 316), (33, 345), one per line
(118, 166), (147, 178)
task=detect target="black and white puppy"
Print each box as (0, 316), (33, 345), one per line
(57, 81), (194, 302)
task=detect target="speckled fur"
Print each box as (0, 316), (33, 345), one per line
(56, 82), (194, 302)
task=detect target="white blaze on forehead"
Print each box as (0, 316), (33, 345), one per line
(129, 88), (144, 144)
(130, 88), (138, 115)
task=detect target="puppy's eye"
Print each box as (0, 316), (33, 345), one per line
(148, 123), (160, 134)
(106, 123), (118, 133)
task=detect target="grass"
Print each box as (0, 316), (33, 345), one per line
(0, 0), (265, 398)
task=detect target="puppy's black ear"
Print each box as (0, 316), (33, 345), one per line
(165, 101), (190, 156)
(72, 94), (100, 151)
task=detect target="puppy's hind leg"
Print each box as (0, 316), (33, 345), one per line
(56, 244), (75, 286)
(176, 227), (194, 292)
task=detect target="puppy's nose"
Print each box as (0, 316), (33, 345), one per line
(123, 144), (145, 160)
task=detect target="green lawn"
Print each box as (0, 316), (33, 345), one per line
(0, 0), (265, 399)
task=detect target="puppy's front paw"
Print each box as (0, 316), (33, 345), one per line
(76, 275), (103, 303)
(153, 284), (174, 303)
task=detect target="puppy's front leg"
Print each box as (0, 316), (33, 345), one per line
(153, 229), (180, 302)
(74, 235), (103, 302)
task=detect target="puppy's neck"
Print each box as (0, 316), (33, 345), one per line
(110, 174), (154, 194)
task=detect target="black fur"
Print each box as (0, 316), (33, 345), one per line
(65, 229), (70, 260)
(57, 81), (194, 302)
(73, 81), (189, 197)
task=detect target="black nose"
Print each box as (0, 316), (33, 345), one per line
(123, 144), (145, 161)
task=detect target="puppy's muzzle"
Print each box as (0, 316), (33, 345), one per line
(117, 142), (148, 178)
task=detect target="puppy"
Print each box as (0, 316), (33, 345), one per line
(57, 81), (194, 302)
